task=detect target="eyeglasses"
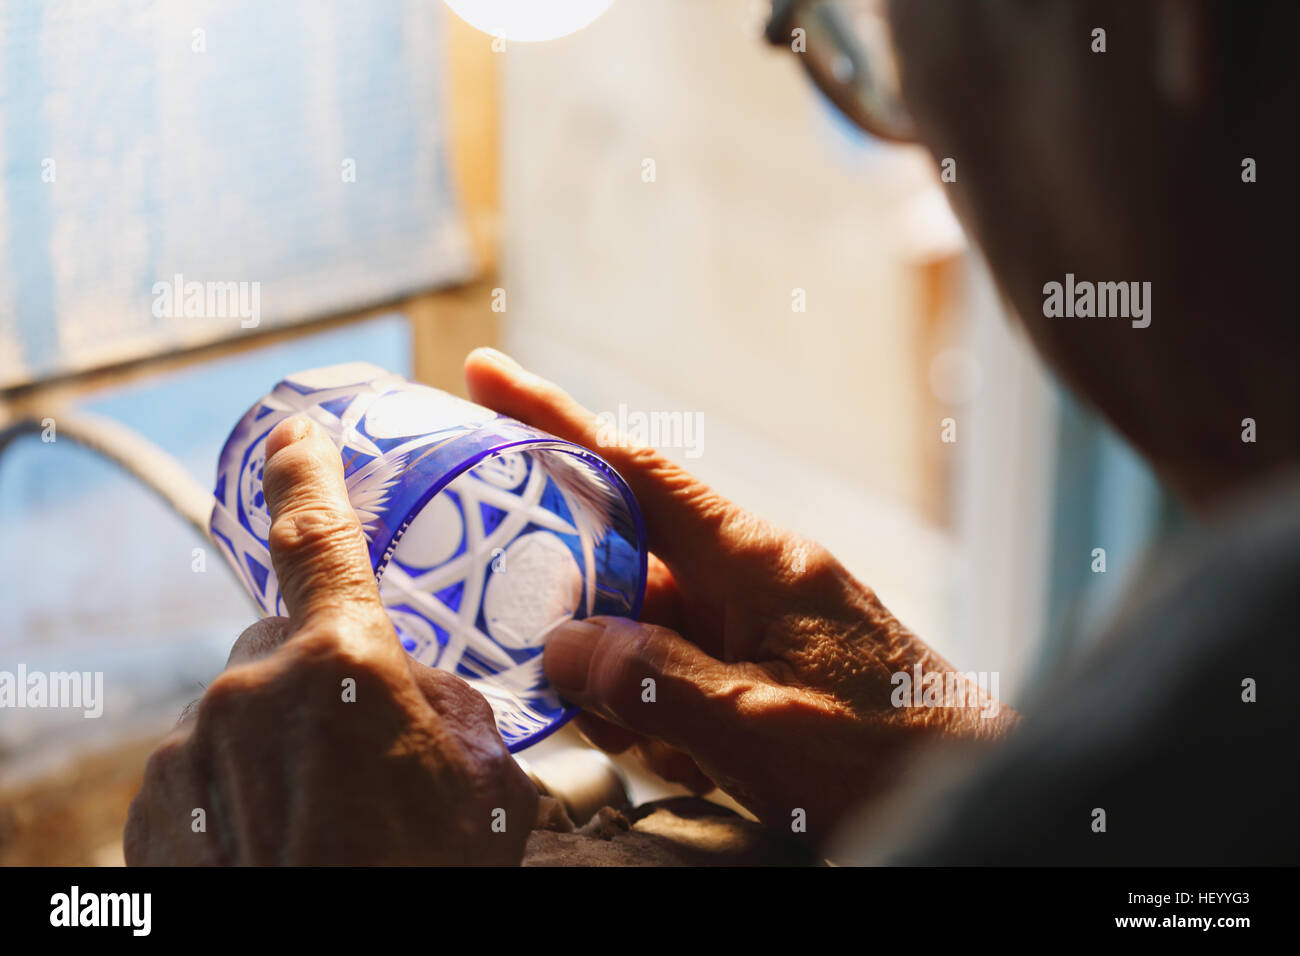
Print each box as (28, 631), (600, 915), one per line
(765, 0), (918, 143)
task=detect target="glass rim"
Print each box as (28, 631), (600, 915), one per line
(373, 434), (649, 624)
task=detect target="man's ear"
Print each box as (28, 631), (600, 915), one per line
(1152, 0), (1215, 113)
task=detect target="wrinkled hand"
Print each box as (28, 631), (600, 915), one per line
(465, 348), (1016, 840)
(125, 416), (537, 865)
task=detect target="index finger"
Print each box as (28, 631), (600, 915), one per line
(463, 348), (751, 589)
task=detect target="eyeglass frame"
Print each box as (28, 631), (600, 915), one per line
(764, 0), (919, 143)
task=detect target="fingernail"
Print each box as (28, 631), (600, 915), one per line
(544, 618), (605, 696)
(282, 416), (312, 442)
(266, 416), (313, 460)
(479, 347), (521, 370)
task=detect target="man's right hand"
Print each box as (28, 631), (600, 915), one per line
(465, 348), (1017, 840)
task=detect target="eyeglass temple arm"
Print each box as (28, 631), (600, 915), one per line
(765, 0), (802, 44)
(765, 0), (869, 74)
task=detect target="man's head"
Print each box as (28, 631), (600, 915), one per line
(873, 0), (1297, 509)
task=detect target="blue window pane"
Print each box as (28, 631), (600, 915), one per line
(0, 1), (469, 387)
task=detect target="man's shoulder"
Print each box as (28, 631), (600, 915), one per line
(892, 476), (1300, 865)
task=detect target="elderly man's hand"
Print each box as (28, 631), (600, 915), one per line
(124, 416), (537, 865)
(465, 348), (1017, 841)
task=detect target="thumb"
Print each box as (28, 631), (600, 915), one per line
(261, 415), (388, 632)
(543, 616), (741, 750)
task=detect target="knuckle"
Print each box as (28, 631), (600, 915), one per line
(289, 628), (393, 683)
(288, 627), (346, 661)
(197, 666), (264, 721)
(432, 668), (492, 717)
(140, 730), (189, 780)
(459, 682), (498, 728)
(598, 623), (666, 716)
(227, 616), (291, 663)
(624, 440), (667, 470)
(261, 440), (324, 502)
(267, 506), (363, 561)
(805, 544), (841, 580)
(416, 663), (460, 689)
(784, 536), (842, 586)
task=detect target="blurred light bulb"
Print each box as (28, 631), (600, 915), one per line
(444, 0), (616, 42)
